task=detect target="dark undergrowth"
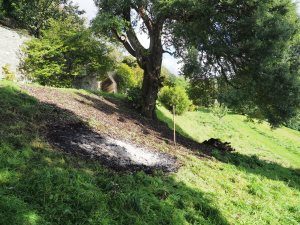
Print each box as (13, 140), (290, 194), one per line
(0, 82), (229, 225)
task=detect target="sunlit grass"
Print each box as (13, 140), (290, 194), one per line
(0, 81), (299, 225)
(157, 106), (300, 168)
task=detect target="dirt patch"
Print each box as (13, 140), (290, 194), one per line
(22, 85), (207, 155)
(47, 122), (179, 173)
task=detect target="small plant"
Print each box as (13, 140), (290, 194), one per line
(211, 102), (229, 119)
(159, 85), (192, 115)
(2, 64), (16, 81)
(127, 87), (143, 110)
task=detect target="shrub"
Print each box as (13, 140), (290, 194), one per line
(115, 64), (136, 93)
(115, 63), (143, 94)
(2, 64), (15, 81)
(127, 87), (143, 110)
(22, 17), (113, 88)
(159, 86), (192, 115)
(211, 103), (229, 119)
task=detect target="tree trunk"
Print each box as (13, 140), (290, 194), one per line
(141, 69), (160, 118)
(141, 54), (162, 119)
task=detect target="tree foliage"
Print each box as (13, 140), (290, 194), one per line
(177, 0), (300, 126)
(93, 0), (300, 124)
(188, 78), (218, 107)
(0, 0), (83, 36)
(115, 63), (143, 93)
(159, 85), (192, 115)
(22, 17), (113, 87)
(285, 112), (300, 131)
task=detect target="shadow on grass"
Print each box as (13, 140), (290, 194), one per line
(0, 84), (229, 225)
(212, 151), (300, 191)
(76, 90), (300, 192)
(76, 92), (206, 150)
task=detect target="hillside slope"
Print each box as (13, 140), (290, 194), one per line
(0, 81), (299, 225)
(157, 106), (300, 168)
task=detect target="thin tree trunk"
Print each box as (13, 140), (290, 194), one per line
(173, 105), (176, 146)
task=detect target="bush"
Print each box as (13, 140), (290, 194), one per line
(22, 17), (113, 88)
(115, 62), (143, 94)
(159, 86), (192, 115)
(127, 87), (143, 110)
(115, 64), (136, 93)
(211, 103), (229, 119)
(2, 64), (15, 81)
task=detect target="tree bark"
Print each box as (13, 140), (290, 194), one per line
(140, 47), (163, 119)
(117, 7), (164, 119)
(141, 66), (161, 118)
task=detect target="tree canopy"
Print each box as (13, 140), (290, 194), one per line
(93, 0), (300, 126)
(0, 0), (83, 36)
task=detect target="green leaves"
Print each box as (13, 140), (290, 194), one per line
(0, 0), (82, 36)
(159, 85), (192, 115)
(179, 0), (300, 126)
(22, 17), (114, 88)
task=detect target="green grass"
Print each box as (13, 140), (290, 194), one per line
(156, 106), (300, 224)
(0, 81), (299, 225)
(157, 106), (300, 168)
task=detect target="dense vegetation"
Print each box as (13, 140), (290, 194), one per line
(93, 0), (300, 123)
(22, 16), (113, 87)
(0, 0), (82, 36)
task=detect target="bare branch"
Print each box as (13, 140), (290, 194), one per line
(112, 29), (136, 57)
(163, 49), (175, 56)
(132, 5), (153, 33)
(122, 8), (147, 54)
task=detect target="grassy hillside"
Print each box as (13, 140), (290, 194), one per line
(0, 81), (299, 225)
(157, 106), (300, 168)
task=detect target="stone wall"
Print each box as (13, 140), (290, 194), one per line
(0, 25), (29, 80)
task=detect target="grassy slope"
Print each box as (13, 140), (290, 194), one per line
(157, 106), (300, 168)
(0, 81), (299, 225)
(157, 106), (300, 225)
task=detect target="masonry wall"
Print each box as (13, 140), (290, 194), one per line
(0, 25), (29, 80)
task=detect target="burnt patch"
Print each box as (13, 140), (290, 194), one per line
(47, 122), (179, 173)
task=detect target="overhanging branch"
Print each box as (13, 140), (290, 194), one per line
(217, 59), (241, 89)
(112, 29), (136, 57)
(163, 49), (175, 56)
(123, 7), (147, 54)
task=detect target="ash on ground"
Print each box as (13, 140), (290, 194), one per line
(47, 123), (179, 173)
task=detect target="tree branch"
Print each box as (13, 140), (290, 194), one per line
(217, 59), (241, 89)
(122, 8), (147, 54)
(163, 49), (175, 56)
(112, 29), (136, 57)
(132, 5), (153, 33)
